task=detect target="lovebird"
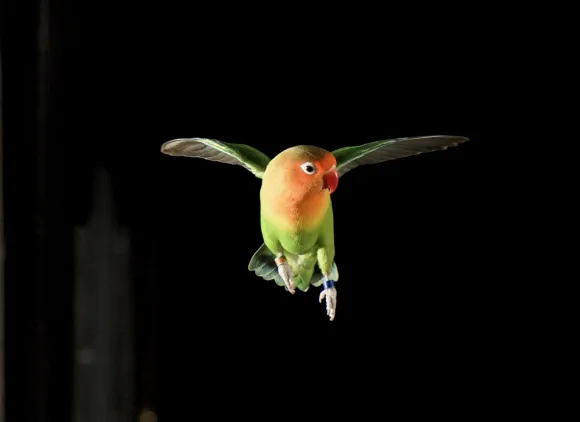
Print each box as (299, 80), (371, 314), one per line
(161, 135), (469, 320)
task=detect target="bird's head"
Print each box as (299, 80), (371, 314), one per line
(269, 145), (339, 195)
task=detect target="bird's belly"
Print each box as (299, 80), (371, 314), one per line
(279, 230), (318, 255)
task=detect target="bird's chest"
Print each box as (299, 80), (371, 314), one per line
(260, 188), (329, 233)
(278, 229), (318, 255)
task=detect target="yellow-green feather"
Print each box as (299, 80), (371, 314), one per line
(250, 145), (339, 291)
(258, 202), (336, 291)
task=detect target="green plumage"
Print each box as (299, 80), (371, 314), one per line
(250, 202), (338, 292)
(248, 243), (338, 291)
(161, 135), (469, 294)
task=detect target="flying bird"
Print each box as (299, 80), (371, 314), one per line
(161, 135), (469, 321)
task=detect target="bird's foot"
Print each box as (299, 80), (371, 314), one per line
(319, 279), (337, 321)
(275, 256), (295, 294)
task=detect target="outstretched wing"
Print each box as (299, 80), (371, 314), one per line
(161, 137), (271, 178)
(332, 135), (469, 177)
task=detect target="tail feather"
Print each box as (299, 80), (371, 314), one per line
(249, 243), (339, 290)
(248, 243), (285, 286)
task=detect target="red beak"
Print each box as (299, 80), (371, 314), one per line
(322, 166), (339, 194)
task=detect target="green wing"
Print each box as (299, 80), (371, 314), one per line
(161, 138), (270, 178)
(332, 135), (469, 177)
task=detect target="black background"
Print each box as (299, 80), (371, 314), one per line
(2, 2), (496, 420)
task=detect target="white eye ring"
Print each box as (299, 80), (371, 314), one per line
(300, 162), (317, 175)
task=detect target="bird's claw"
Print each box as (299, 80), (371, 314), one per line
(277, 262), (295, 294)
(319, 287), (337, 321)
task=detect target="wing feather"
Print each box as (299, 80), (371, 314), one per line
(333, 135), (469, 177)
(161, 137), (270, 178)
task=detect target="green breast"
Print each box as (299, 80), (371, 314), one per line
(278, 228), (319, 255)
(260, 215), (319, 255)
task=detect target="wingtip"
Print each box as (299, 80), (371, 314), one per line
(161, 137), (210, 154)
(438, 135), (470, 146)
(160, 140), (174, 154)
(438, 135), (470, 141)
(160, 138), (187, 155)
(453, 135), (470, 143)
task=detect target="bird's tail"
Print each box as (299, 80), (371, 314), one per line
(248, 243), (338, 291)
(248, 243), (286, 287)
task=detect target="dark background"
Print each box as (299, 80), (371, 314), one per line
(2, 1), (493, 421)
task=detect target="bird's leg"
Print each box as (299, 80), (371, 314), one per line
(319, 274), (337, 321)
(316, 247), (337, 321)
(275, 254), (295, 294)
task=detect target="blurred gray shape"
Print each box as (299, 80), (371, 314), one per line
(72, 167), (134, 422)
(1, 44), (5, 422)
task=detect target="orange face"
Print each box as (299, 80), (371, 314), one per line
(260, 146), (339, 230)
(280, 147), (339, 196)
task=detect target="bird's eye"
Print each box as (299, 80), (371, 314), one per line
(300, 162), (316, 175)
